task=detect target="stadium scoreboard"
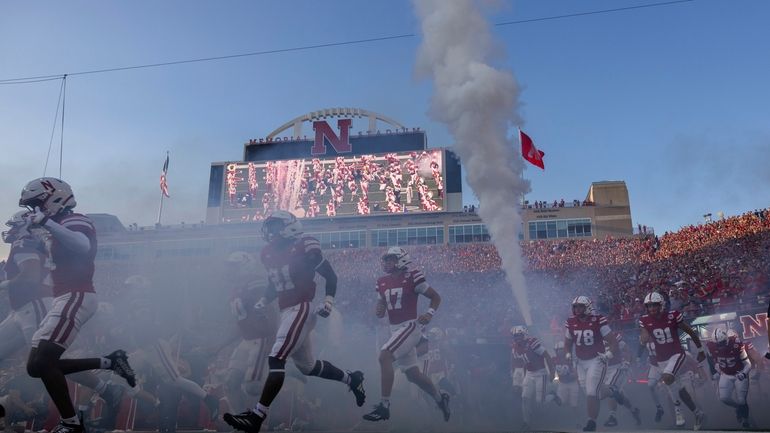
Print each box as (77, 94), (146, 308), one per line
(206, 109), (463, 224)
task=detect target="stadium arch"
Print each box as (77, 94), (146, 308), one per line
(265, 107), (406, 139)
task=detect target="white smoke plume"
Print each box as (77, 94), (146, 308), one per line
(413, 0), (533, 325)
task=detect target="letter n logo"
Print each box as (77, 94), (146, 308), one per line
(311, 119), (352, 155)
(41, 180), (56, 192)
(739, 313), (768, 339)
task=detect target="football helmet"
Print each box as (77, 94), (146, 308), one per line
(510, 325), (527, 342)
(572, 296), (592, 318)
(261, 210), (303, 242)
(644, 292), (665, 316)
(19, 177), (76, 216)
(381, 246), (410, 274)
(713, 327), (729, 345)
(2, 210), (31, 243)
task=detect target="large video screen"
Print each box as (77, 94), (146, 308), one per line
(219, 150), (445, 222)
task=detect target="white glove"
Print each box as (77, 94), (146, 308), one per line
(597, 351), (613, 364)
(316, 296), (334, 318)
(712, 372), (720, 381)
(26, 207), (49, 226)
(736, 372), (747, 381)
(253, 298), (267, 312)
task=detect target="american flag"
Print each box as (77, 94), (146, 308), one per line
(160, 153), (170, 198)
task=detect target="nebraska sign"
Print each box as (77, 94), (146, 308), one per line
(311, 119), (352, 155)
(739, 312), (768, 339)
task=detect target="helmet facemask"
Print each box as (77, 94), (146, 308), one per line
(645, 302), (663, 317)
(2, 211), (32, 244)
(381, 254), (399, 274)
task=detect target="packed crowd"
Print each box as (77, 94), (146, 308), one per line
(328, 208), (770, 336)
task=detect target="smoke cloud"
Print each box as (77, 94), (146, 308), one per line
(413, 0), (533, 324)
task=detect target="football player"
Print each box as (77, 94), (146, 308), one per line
(600, 332), (641, 427)
(510, 326), (555, 430)
(639, 291), (706, 430)
(564, 295), (619, 432)
(418, 327), (452, 396)
(727, 329), (766, 402)
(224, 251), (278, 412)
(0, 210), (53, 361)
(553, 341), (580, 412)
(223, 211), (365, 433)
(363, 247), (450, 423)
(19, 178), (136, 433)
(1, 211), (128, 430)
(706, 327), (752, 429)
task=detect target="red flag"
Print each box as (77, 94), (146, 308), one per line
(520, 130), (545, 170)
(160, 153), (170, 198)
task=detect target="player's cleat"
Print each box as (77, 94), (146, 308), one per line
(223, 410), (264, 433)
(347, 371), (366, 407)
(362, 403), (390, 422)
(741, 418), (750, 429)
(105, 350), (136, 387)
(694, 410), (705, 431)
(654, 405), (664, 423)
(204, 394), (220, 420)
(603, 415), (618, 427)
(582, 419), (596, 431)
(631, 407), (642, 426)
(51, 421), (84, 433)
(437, 393), (450, 422)
(674, 408), (685, 427)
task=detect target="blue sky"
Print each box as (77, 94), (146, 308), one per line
(1, 0), (769, 259)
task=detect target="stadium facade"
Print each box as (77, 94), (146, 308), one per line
(92, 108), (633, 262)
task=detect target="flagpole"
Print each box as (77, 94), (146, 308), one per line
(157, 191), (165, 226)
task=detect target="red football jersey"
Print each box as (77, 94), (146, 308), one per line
(49, 213), (97, 297)
(707, 337), (749, 375)
(565, 314), (611, 361)
(639, 310), (684, 362)
(260, 236), (321, 310)
(511, 337), (547, 372)
(376, 264), (428, 325)
(4, 237), (51, 310)
(231, 281), (274, 340)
